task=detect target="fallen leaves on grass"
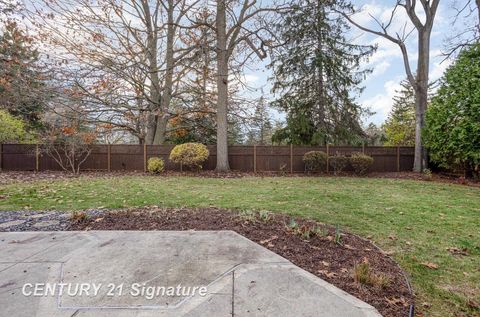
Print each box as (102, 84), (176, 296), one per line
(446, 247), (469, 256)
(421, 262), (439, 270)
(467, 299), (480, 310)
(422, 302), (432, 308)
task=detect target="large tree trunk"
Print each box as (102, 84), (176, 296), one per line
(145, 113), (157, 145)
(215, 0), (230, 172)
(477, 0), (480, 23)
(413, 30), (432, 172)
(143, 0), (160, 145)
(153, 0), (175, 145)
(154, 116), (168, 144)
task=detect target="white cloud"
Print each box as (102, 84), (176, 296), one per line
(430, 59), (452, 82)
(361, 77), (403, 125)
(243, 74), (259, 84)
(366, 60), (391, 80)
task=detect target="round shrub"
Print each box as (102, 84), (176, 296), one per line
(169, 143), (209, 171)
(350, 152), (374, 175)
(303, 151), (328, 172)
(147, 157), (165, 174)
(329, 155), (349, 174)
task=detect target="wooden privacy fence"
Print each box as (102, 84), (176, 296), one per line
(0, 144), (414, 173)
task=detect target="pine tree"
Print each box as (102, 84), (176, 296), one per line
(364, 123), (386, 146)
(270, 0), (373, 146)
(0, 21), (46, 131)
(382, 80), (416, 146)
(246, 96), (274, 145)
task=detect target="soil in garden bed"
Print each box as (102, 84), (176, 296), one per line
(69, 207), (413, 317)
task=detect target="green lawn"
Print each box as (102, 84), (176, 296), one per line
(1, 175), (479, 316)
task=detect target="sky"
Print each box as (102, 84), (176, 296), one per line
(243, 0), (477, 126)
(3, 0), (476, 128)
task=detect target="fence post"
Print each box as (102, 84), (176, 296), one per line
(0, 143), (2, 171)
(35, 144), (40, 172)
(397, 146), (400, 172)
(253, 145), (257, 173)
(362, 142), (365, 154)
(107, 144), (111, 172)
(290, 144), (293, 173)
(326, 144), (330, 173)
(143, 143), (147, 172)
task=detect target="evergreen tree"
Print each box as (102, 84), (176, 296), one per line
(364, 123), (386, 146)
(246, 96), (274, 145)
(270, 0), (373, 145)
(382, 80), (416, 146)
(0, 21), (47, 131)
(424, 43), (480, 178)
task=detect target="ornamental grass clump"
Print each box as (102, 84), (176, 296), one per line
(353, 262), (390, 289)
(147, 157), (165, 174)
(303, 151), (328, 172)
(169, 143), (209, 171)
(350, 152), (374, 175)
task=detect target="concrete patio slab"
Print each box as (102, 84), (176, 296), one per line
(0, 231), (382, 317)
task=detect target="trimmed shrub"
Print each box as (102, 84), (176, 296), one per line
(350, 152), (374, 175)
(329, 155), (349, 174)
(303, 151), (328, 172)
(169, 143), (209, 171)
(147, 157), (165, 174)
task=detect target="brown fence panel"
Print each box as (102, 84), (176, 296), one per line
(228, 146), (253, 171)
(364, 146), (398, 172)
(205, 145), (217, 170)
(256, 146), (290, 172)
(0, 144), (415, 173)
(110, 145), (144, 171)
(2, 144), (36, 171)
(80, 145), (109, 171)
(399, 147), (414, 172)
(38, 146), (62, 171)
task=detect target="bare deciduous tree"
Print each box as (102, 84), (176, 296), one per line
(28, 0), (199, 145)
(339, 0), (440, 172)
(197, 0), (282, 171)
(443, 0), (480, 58)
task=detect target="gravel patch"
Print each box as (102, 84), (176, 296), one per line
(0, 209), (105, 232)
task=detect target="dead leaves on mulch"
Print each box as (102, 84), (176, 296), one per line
(386, 297), (410, 307)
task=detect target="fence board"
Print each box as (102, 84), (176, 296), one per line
(0, 144), (415, 173)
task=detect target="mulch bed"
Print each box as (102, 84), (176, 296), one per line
(69, 206), (414, 317)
